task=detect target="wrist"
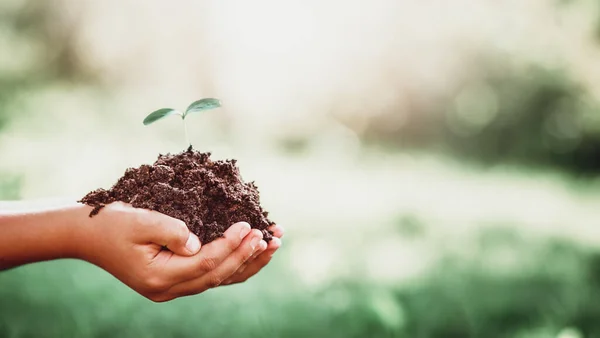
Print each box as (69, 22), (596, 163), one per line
(54, 202), (96, 261)
(0, 201), (95, 269)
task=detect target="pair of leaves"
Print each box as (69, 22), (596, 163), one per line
(143, 98), (221, 125)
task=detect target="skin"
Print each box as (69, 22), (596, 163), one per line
(0, 201), (283, 302)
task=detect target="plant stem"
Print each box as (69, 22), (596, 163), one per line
(183, 117), (190, 147)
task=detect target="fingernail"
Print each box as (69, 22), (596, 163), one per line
(259, 240), (268, 251)
(185, 233), (200, 253)
(239, 223), (251, 239)
(250, 234), (262, 250)
(271, 237), (282, 247)
(252, 240), (267, 255)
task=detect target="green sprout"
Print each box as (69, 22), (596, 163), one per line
(143, 98), (222, 147)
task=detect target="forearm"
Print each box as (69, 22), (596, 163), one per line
(0, 201), (90, 270)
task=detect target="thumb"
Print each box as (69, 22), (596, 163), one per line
(145, 213), (201, 256)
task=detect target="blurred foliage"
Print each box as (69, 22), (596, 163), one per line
(0, 173), (22, 200)
(2, 234), (600, 338)
(363, 66), (600, 175)
(1, 1), (600, 338)
(596, 2), (600, 42)
(400, 237), (600, 338)
(0, 0), (95, 197)
(0, 0), (93, 130)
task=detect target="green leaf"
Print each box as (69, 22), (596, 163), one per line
(184, 98), (221, 117)
(143, 108), (181, 125)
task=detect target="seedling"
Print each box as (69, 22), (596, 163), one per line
(143, 98), (221, 146)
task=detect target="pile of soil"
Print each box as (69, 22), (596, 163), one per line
(79, 146), (274, 244)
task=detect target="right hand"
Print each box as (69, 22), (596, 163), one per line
(76, 202), (266, 302)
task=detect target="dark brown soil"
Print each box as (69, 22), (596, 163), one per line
(79, 146), (274, 244)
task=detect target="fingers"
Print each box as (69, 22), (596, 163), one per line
(222, 225), (283, 285)
(219, 224), (282, 285)
(269, 224), (285, 239)
(137, 210), (200, 256)
(159, 222), (251, 282)
(248, 239), (269, 262)
(228, 239), (268, 277)
(224, 236), (281, 285)
(141, 222), (282, 301)
(167, 229), (264, 297)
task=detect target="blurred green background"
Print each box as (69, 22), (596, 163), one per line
(1, 0), (600, 337)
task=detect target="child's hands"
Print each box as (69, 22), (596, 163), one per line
(76, 202), (281, 302)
